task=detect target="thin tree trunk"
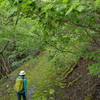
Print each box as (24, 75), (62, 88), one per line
(0, 54), (9, 76)
(7, 58), (12, 72)
(0, 71), (4, 78)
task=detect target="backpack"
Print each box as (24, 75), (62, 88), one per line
(14, 78), (24, 92)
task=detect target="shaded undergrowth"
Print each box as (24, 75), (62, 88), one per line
(0, 47), (99, 100)
(0, 49), (74, 100)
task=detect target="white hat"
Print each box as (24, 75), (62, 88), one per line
(19, 70), (26, 75)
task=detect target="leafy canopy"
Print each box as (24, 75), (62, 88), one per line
(0, 0), (100, 75)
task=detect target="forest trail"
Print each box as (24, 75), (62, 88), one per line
(0, 57), (100, 100)
(0, 75), (36, 100)
(26, 85), (35, 100)
(20, 57), (100, 100)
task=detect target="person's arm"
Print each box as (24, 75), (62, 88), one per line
(24, 78), (27, 93)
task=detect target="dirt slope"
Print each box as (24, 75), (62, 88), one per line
(61, 58), (100, 100)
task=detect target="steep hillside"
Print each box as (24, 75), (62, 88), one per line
(0, 50), (65, 100)
(0, 49), (100, 100)
(60, 58), (100, 100)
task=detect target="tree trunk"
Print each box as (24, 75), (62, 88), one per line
(0, 54), (10, 76)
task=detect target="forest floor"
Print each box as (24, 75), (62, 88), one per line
(61, 57), (100, 100)
(0, 61), (37, 100)
(0, 57), (100, 100)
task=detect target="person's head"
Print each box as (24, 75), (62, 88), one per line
(19, 70), (26, 76)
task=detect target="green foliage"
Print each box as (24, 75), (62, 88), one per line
(49, 89), (55, 94)
(88, 62), (100, 77)
(29, 49), (67, 100)
(0, 0), (100, 99)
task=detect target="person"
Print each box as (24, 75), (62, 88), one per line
(15, 70), (27, 100)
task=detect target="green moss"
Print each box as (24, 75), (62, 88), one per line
(63, 61), (77, 79)
(68, 74), (82, 87)
(84, 94), (92, 100)
(0, 49), (76, 100)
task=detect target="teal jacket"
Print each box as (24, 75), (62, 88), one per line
(16, 76), (27, 93)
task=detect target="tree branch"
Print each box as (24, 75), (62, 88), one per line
(46, 41), (76, 54)
(0, 41), (9, 54)
(56, 19), (100, 33)
(84, 28), (100, 48)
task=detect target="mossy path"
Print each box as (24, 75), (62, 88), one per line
(26, 85), (36, 100)
(0, 50), (57, 100)
(0, 50), (100, 100)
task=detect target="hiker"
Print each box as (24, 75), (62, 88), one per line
(14, 70), (27, 100)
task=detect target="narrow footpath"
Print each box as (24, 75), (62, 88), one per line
(26, 85), (36, 100)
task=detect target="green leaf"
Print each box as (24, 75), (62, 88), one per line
(41, 97), (47, 100)
(49, 97), (55, 100)
(49, 89), (55, 94)
(0, 0), (6, 7)
(65, 6), (73, 15)
(95, 0), (100, 8)
(63, 0), (68, 3)
(15, 0), (19, 3)
(43, 4), (53, 11)
(71, 11), (78, 20)
(65, 1), (84, 15)
(10, 6), (18, 14)
(21, 2), (28, 8)
(76, 5), (84, 12)
(57, 4), (67, 12)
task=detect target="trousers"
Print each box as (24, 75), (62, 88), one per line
(17, 92), (26, 100)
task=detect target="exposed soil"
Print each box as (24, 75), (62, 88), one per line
(58, 57), (100, 100)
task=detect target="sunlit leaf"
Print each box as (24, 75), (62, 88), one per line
(10, 6), (18, 14)
(49, 89), (55, 94)
(76, 5), (84, 12)
(65, 6), (73, 15)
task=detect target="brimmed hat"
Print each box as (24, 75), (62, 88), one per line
(19, 70), (26, 75)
